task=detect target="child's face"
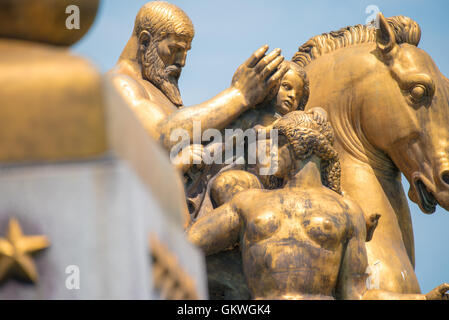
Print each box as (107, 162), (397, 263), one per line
(274, 70), (304, 115)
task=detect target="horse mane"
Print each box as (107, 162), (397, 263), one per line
(292, 15), (421, 67)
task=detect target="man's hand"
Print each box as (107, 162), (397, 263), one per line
(425, 283), (449, 300)
(171, 144), (205, 173)
(231, 45), (288, 108)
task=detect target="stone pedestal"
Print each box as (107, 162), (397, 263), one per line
(0, 156), (207, 299)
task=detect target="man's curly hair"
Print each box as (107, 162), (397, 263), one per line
(273, 111), (341, 194)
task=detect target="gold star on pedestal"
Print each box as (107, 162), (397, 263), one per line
(0, 218), (50, 284)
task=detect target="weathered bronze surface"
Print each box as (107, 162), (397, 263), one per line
(187, 111), (449, 300)
(0, 0), (100, 46)
(108, 1), (287, 173)
(0, 218), (50, 284)
(207, 61), (327, 210)
(291, 13), (449, 294)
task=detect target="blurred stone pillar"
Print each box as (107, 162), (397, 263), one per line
(0, 0), (207, 299)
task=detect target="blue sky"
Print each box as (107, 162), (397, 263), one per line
(73, 0), (449, 294)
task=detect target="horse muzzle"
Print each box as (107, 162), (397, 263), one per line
(410, 170), (449, 214)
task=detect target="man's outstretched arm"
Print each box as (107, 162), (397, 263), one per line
(158, 45), (288, 150)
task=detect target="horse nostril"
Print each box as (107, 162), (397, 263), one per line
(441, 171), (449, 185)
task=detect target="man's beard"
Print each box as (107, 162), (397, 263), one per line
(142, 41), (183, 107)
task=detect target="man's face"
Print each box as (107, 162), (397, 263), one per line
(140, 32), (192, 107)
(275, 70), (304, 115)
(156, 33), (191, 78)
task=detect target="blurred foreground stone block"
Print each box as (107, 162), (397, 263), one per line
(0, 157), (207, 299)
(0, 0), (100, 46)
(0, 39), (107, 163)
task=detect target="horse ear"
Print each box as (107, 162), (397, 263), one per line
(376, 12), (398, 57)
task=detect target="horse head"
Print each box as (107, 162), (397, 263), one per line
(361, 13), (449, 214)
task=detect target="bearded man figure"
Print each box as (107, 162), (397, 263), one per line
(109, 1), (287, 173)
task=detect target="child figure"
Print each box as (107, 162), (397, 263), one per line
(206, 61), (327, 212)
(228, 60), (325, 133)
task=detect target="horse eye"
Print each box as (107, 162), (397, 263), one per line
(410, 85), (426, 101)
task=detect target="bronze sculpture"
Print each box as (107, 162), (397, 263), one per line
(197, 61), (327, 216)
(108, 1), (287, 174)
(221, 60), (325, 133)
(291, 13), (449, 294)
(187, 61), (327, 218)
(107, 2), (449, 299)
(0, 0), (100, 46)
(187, 111), (449, 300)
